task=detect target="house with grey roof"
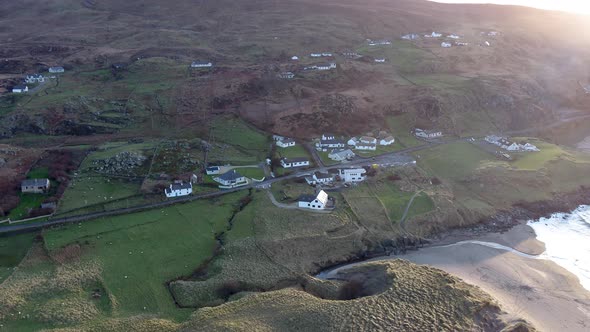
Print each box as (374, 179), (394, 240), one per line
(165, 182), (192, 198)
(213, 170), (247, 187)
(12, 85), (28, 93)
(21, 178), (50, 194)
(298, 190), (330, 210)
(328, 149), (355, 162)
(48, 66), (65, 73)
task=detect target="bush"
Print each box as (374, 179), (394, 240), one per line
(387, 174), (401, 181)
(431, 177), (442, 185)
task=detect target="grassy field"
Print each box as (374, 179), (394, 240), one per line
(0, 233), (35, 283)
(386, 114), (423, 148)
(276, 144), (309, 159)
(43, 193), (246, 321)
(8, 167), (53, 220)
(210, 116), (269, 165)
(234, 167), (265, 180)
(57, 176), (141, 213)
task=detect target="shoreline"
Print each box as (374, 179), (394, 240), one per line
(316, 220), (590, 331)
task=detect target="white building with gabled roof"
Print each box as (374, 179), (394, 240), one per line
(298, 190), (330, 210)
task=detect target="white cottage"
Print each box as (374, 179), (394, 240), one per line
(415, 129), (442, 139)
(291, 56), (299, 61)
(48, 66), (65, 73)
(298, 190), (329, 210)
(276, 138), (296, 148)
(379, 136), (395, 146)
(281, 157), (310, 168)
(12, 85), (28, 93)
(315, 63), (337, 71)
(305, 172), (334, 185)
(25, 74), (45, 83)
(374, 58), (386, 63)
(279, 72), (295, 79)
(316, 138), (346, 151)
(165, 182), (193, 198)
(355, 143), (377, 151)
(191, 61), (213, 68)
(441, 42), (452, 48)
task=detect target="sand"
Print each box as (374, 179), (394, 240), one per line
(400, 224), (590, 331)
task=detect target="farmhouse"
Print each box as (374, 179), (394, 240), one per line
(360, 136), (377, 144)
(310, 53), (322, 57)
(279, 72), (295, 79)
(213, 170), (247, 187)
(401, 34), (419, 40)
(305, 172), (334, 185)
(276, 138), (296, 148)
(415, 129), (442, 139)
(25, 74), (45, 83)
(355, 142), (377, 151)
(191, 61), (213, 68)
(322, 134), (336, 140)
(425, 32), (442, 38)
(374, 58), (386, 63)
(441, 42), (452, 48)
(379, 136), (395, 146)
(328, 149), (355, 161)
(12, 85), (28, 93)
(48, 66), (65, 73)
(280, 157), (310, 168)
(316, 138), (346, 151)
(368, 39), (391, 46)
(298, 190), (330, 210)
(342, 51), (360, 58)
(447, 34), (460, 39)
(315, 63), (337, 70)
(455, 42), (469, 46)
(338, 168), (366, 183)
(291, 56), (299, 61)
(347, 137), (358, 146)
(164, 182), (192, 198)
(21, 178), (50, 194)
(206, 166), (221, 175)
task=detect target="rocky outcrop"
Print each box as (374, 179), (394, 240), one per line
(92, 152), (147, 176)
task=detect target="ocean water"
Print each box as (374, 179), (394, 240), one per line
(528, 205), (590, 291)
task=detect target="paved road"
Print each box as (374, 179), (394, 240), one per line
(303, 143), (325, 168)
(0, 139), (448, 234)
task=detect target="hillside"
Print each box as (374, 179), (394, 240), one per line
(1, 0), (589, 139)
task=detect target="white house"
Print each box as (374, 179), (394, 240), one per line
(401, 34), (419, 40)
(298, 190), (329, 210)
(12, 85), (28, 93)
(316, 138), (346, 151)
(322, 53), (333, 57)
(281, 157), (310, 168)
(305, 172), (334, 185)
(447, 34), (461, 39)
(25, 74), (45, 83)
(276, 138), (296, 148)
(165, 182), (193, 198)
(342, 51), (360, 58)
(48, 66), (65, 73)
(328, 149), (355, 161)
(310, 53), (322, 57)
(360, 136), (377, 145)
(279, 72), (295, 79)
(338, 168), (367, 183)
(273, 135), (285, 141)
(368, 39), (391, 46)
(347, 137), (358, 146)
(425, 32), (442, 38)
(322, 134), (336, 140)
(415, 129), (442, 139)
(291, 56), (299, 61)
(379, 136), (395, 146)
(455, 42), (469, 46)
(488, 31), (499, 36)
(441, 42), (452, 48)
(506, 143), (520, 151)
(521, 143), (539, 152)
(355, 143), (377, 151)
(206, 166), (221, 175)
(374, 58), (386, 63)
(191, 61), (213, 68)
(315, 63), (337, 71)
(213, 170), (247, 187)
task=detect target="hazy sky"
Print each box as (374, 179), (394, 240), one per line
(432, 0), (590, 14)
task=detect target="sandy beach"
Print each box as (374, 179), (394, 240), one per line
(400, 224), (590, 331)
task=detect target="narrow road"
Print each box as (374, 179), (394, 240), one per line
(304, 143), (325, 168)
(265, 190), (297, 209)
(399, 190), (422, 233)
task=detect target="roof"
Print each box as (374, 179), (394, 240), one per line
(280, 138), (295, 144)
(329, 149), (354, 157)
(283, 157), (309, 163)
(314, 172), (333, 179)
(320, 139), (345, 145)
(299, 190), (329, 204)
(217, 170), (244, 181)
(191, 61), (212, 65)
(13, 85), (27, 89)
(360, 136), (376, 141)
(381, 136), (394, 141)
(298, 194), (317, 203)
(206, 166), (220, 171)
(317, 63), (335, 67)
(357, 142), (376, 147)
(170, 182), (192, 191)
(21, 178), (49, 187)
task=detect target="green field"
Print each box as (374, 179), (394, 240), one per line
(233, 167), (265, 180)
(43, 193), (246, 321)
(8, 167), (53, 220)
(0, 233), (35, 283)
(276, 144), (309, 160)
(210, 116), (269, 165)
(57, 176), (141, 213)
(386, 114), (423, 148)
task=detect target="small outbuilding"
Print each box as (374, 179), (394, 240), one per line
(12, 85), (28, 93)
(48, 66), (65, 73)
